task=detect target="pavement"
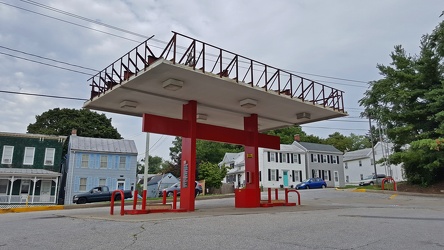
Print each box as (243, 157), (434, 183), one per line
(1, 189), (443, 216)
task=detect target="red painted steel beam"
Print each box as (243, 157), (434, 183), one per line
(142, 113), (280, 150)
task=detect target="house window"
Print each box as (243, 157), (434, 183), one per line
(21, 180), (30, 194)
(323, 170), (331, 181)
(332, 156), (337, 164)
(345, 162), (348, 169)
(81, 155), (89, 168)
(119, 156), (126, 169)
(360, 174), (364, 180)
(44, 148), (55, 165)
(0, 179), (8, 194)
(270, 152), (275, 162)
(346, 176), (349, 183)
(282, 153), (287, 163)
(79, 178), (87, 191)
(312, 154), (318, 163)
(23, 147), (35, 165)
(99, 178), (106, 186)
(359, 160), (362, 167)
(1, 146), (14, 164)
(292, 154), (298, 164)
(271, 170), (276, 181)
(100, 155), (108, 169)
(323, 155), (327, 163)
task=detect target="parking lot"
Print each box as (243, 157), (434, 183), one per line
(1, 189), (443, 250)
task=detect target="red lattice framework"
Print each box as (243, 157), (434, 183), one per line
(88, 32), (345, 112)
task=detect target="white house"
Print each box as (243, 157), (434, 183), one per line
(221, 135), (346, 188)
(343, 142), (404, 184)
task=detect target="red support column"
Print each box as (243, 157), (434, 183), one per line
(235, 114), (261, 208)
(180, 101), (197, 211)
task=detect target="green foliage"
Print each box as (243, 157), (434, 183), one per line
(137, 156), (164, 174)
(27, 108), (122, 139)
(197, 161), (227, 189)
(359, 20), (444, 185)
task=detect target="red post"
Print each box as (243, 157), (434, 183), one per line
(173, 190), (178, 209)
(162, 190), (167, 205)
(180, 101), (197, 211)
(133, 190), (138, 210)
(275, 189), (279, 200)
(267, 188), (271, 204)
(142, 190), (147, 210)
(285, 188), (288, 203)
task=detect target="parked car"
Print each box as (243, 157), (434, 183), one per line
(295, 178), (327, 189)
(159, 181), (202, 197)
(359, 174), (387, 186)
(73, 186), (133, 204)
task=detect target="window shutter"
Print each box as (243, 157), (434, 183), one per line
(275, 153), (278, 162)
(267, 152), (270, 162)
(287, 153), (290, 163)
(259, 171), (261, 182)
(299, 171), (303, 181)
(298, 154), (301, 164)
(276, 170), (279, 181)
(279, 153), (282, 163)
(327, 155), (330, 163)
(268, 169), (271, 181)
(292, 170), (295, 182)
(337, 156), (340, 164)
(74, 177), (80, 192)
(291, 154), (294, 163)
(311, 154), (313, 162)
(328, 170), (332, 181)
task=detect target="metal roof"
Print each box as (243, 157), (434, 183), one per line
(69, 135), (138, 154)
(343, 148), (372, 161)
(294, 141), (342, 153)
(0, 132), (67, 141)
(0, 168), (61, 177)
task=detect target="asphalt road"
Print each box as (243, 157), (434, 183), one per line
(1, 189), (443, 250)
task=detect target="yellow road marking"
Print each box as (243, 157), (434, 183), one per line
(389, 194), (398, 200)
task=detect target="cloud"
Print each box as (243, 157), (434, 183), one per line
(0, 0), (442, 161)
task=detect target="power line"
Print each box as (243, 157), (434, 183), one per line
(0, 90), (88, 101)
(9, 1), (370, 87)
(0, 52), (94, 76)
(0, 1), (142, 43)
(0, 45), (99, 72)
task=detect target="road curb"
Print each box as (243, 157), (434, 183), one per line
(0, 205), (64, 214)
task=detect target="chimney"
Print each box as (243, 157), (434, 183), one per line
(71, 129), (77, 136)
(294, 134), (300, 142)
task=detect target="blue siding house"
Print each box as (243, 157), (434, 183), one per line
(64, 131), (138, 205)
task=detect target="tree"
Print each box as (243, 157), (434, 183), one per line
(348, 133), (372, 151)
(359, 20), (444, 185)
(198, 161), (227, 189)
(324, 132), (351, 152)
(27, 108), (121, 139)
(137, 156), (164, 175)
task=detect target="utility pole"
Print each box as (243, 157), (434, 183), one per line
(368, 116), (378, 181)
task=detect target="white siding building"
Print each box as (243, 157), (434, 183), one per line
(343, 142), (404, 184)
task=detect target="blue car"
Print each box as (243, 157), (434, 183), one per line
(296, 178), (327, 189)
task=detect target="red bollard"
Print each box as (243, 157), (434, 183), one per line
(267, 188), (271, 204)
(133, 190), (138, 210)
(275, 189), (279, 200)
(162, 190), (167, 204)
(173, 190), (177, 209)
(142, 190), (147, 210)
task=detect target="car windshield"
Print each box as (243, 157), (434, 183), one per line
(364, 175), (374, 180)
(302, 179), (311, 182)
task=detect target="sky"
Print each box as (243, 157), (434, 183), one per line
(1, 0), (443, 162)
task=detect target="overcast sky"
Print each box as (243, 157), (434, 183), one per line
(1, 0), (442, 162)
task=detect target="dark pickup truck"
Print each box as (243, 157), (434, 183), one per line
(73, 186), (133, 204)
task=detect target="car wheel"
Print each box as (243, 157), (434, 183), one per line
(77, 198), (86, 204)
(322, 184), (326, 189)
(167, 192), (174, 197)
(369, 182), (374, 186)
(306, 185), (310, 189)
(115, 195), (121, 201)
